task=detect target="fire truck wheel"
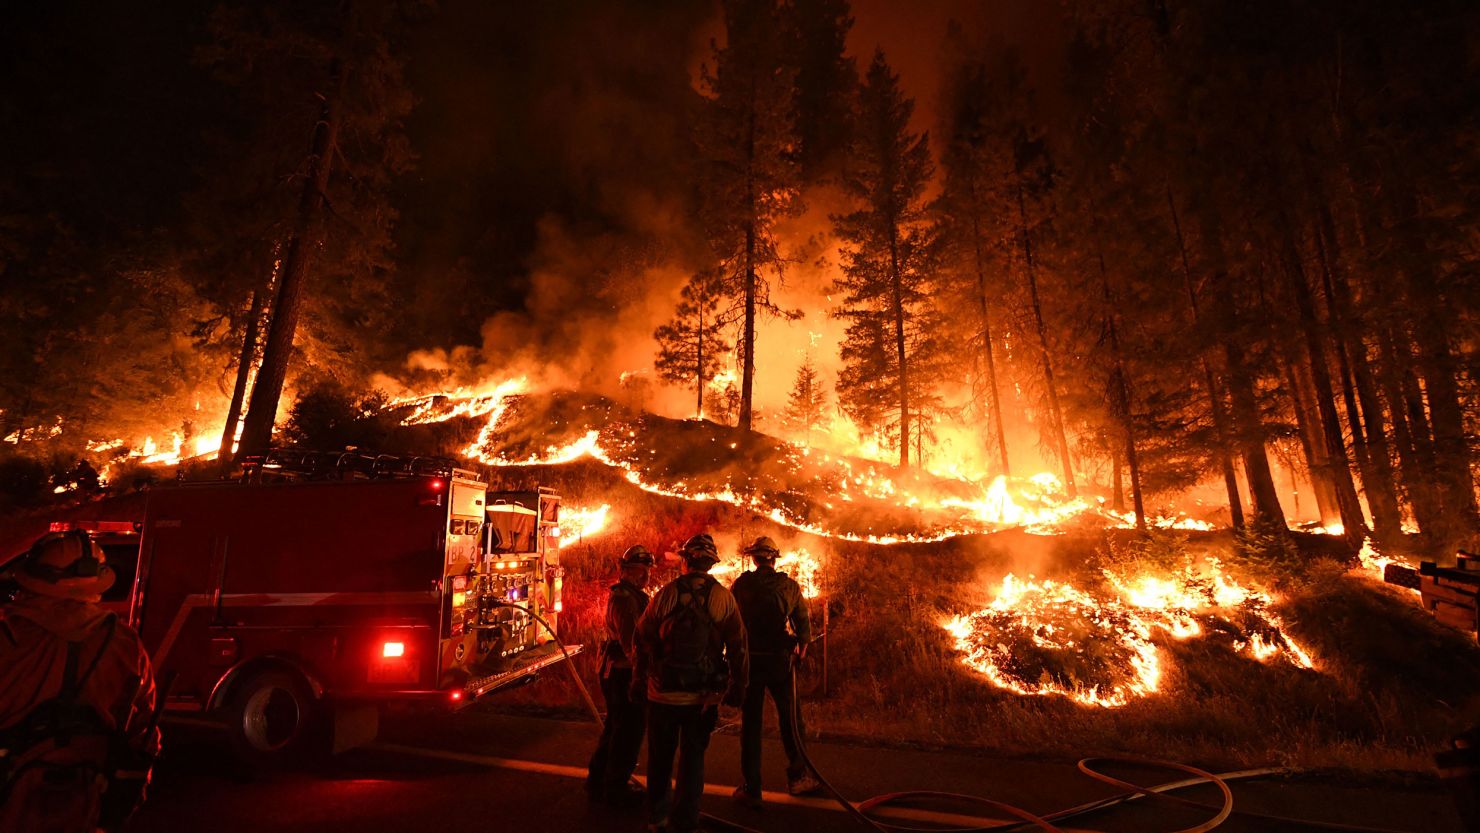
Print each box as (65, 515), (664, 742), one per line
(227, 669), (327, 767)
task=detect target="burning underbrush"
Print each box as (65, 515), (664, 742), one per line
(390, 384), (1213, 543)
(943, 558), (1313, 708)
(480, 462), (1480, 771)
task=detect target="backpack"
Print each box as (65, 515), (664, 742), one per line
(0, 616), (119, 833)
(734, 571), (796, 655)
(654, 576), (728, 694)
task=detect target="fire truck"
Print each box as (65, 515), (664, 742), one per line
(31, 450), (578, 763)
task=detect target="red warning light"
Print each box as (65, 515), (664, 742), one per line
(450, 691), (464, 702)
(431, 480), (444, 491)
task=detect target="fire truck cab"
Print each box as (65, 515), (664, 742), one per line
(64, 451), (576, 762)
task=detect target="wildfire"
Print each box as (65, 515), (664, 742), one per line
(554, 503), (610, 545)
(945, 560), (1314, 708)
(1353, 537), (1420, 595)
(458, 406), (1209, 544)
(710, 546), (826, 600)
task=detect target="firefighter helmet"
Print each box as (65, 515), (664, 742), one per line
(742, 536), (780, 558)
(680, 533), (719, 565)
(620, 544), (655, 566)
(13, 530), (115, 601)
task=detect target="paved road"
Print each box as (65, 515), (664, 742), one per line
(128, 708), (1464, 833)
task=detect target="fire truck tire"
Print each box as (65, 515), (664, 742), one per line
(226, 668), (328, 767)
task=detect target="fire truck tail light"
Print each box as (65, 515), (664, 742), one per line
(450, 691), (463, 702)
(382, 641), (405, 658)
(554, 600), (563, 613)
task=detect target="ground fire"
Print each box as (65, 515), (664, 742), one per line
(5, 1), (1480, 829)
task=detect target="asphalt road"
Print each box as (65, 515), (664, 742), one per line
(127, 707), (1466, 833)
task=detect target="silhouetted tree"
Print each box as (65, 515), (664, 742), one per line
(833, 52), (942, 469)
(694, 0), (802, 434)
(654, 270), (731, 419)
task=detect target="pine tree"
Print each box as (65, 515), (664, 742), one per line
(936, 33), (1019, 477)
(654, 270), (732, 420)
(783, 356), (830, 444)
(694, 0), (802, 433)
(832, 51), (942, 469)
(785, 0), (856, 182)
(206, 0), (421, 460)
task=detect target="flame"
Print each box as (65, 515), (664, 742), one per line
(554, 503), (610, 544)
(392, 376), (528, 427)
(1352, 537), (1421, 596)
(946, 559), (1315, 708)
(711, 546), (826, 600)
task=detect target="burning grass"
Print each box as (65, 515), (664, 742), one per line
(485, 464), (1480, 773)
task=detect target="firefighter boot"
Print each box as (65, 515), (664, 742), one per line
(731, 785), (762, 809)
(787, 770), (821, 796)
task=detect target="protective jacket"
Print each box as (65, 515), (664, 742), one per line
(0, 593), (159, 833)
(634, 572), (748, 706)
(601, 580), (649, 674)
(732, 566), (812, 655)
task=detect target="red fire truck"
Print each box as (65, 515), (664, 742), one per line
(26, 451), (578, 763)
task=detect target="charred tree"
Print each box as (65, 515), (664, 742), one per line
(1098, 252), (1145, 531)
(217, 284), (269, 468)
(1167, 188), (1245, 528)
(1313, 213), (1403, 541)
(237, 58), (346, 460)
(1277, 221), (1367, 544)
(1018, 186), (1076, 496)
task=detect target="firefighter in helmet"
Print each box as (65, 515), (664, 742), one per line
(730, 536), (818, 806)
(633, 533), (748, 833)
(0, 530), (160, 833)
(586, 544), (655, 806)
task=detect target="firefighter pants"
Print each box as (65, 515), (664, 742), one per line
(645, 701), (718, 832)
(586, 667), (645, 794)
(740, 653), (805, 792)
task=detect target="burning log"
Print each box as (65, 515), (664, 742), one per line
(1383, 551), (1480, 637)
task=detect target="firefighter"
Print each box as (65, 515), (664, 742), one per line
(633, 533), (748, 833)
(0, 530), (160, 833)
(729, 536), (818, 806)
(585, 544), (655, 806)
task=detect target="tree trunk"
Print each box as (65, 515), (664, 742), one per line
(1167, 188), (1244, 528)
(739, 230), (756, 433)
(1281, 224), (1367, 544)
(738, 100), (758, 434)
(1195, 205), (1284, 526)
(888, 221), (910, 469)
(1378, 325), (1446, 537)
(1098, 252), (1144, 531)
(1412, 315), (1478, 532)
(1112, 448), (1125, 513)
(1315, 212), (1403, 540)
(1018, 186), (1074, 495)
(237, 58), (347, 460)
(970, 210), (1010, 476)
(695, 303), (705, 420)
(1284, 357), (1340, 525)
(218, 286), (268, 469)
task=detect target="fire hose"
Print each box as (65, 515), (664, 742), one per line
(509, 602), (1414, 833)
